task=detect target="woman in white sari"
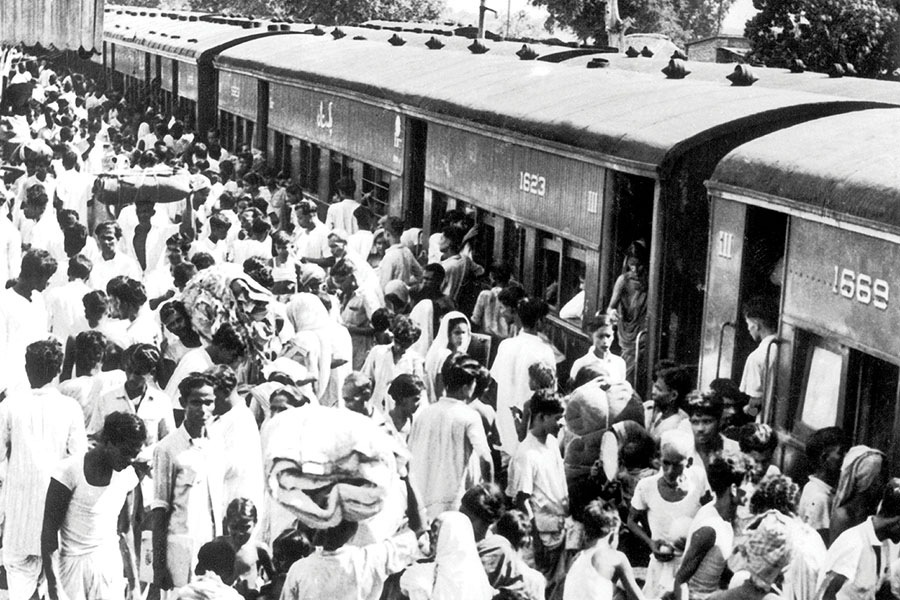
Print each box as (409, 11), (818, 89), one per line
(423, 311), (471, 403)
(284, 293), (333, 398)
(400, 511), (493, 600)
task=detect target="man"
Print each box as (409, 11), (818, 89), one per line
(507, 391), (568, 578)
(739, 296), (778, 418)
(53, 149), (94, 226)
(151, 373), (227, 590)
(292, 199), (330, 261)
(124, 201), (179, 275)
(361, 315), (424, 415)
(686, 392), (742, 478)
(408, 263), (455, 358)
(0, 339), (86, 599)
(408, 353), (493, 521)
(89, 221), (141, 291)
(189, 212), (231, 263)
(45, 254), (92, 343)
(0, 194), (23, 285)
(16, 183), (62, 252)
(819, 478), (900, 600)
(164, 323), (247, 403)
(324, 177), (360, 234)
(57, 331), (125, 425)
(378, 216), (423, 290)
(490, 296), (556, 456)
(0, 249), (57, 395)
(41, 412), (146, 600)
(205, 365), (264, 509)
(439, 225), (484, 306)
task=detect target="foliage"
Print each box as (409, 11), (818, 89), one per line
(745, 0), (900, 78)
(122, 0), (445, 24)
(531, 0), (736, 44)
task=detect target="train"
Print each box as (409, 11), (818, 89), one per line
(60, 6), (900, 475)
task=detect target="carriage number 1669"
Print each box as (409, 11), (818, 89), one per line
(831, 266), (889, 310)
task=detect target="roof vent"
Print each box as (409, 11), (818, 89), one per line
(789, 58), (806, 73)
(171, 35), (180, 39)
(267, 24), (279, 31)
(516, 44), (538, 60)
(189, 15), (198, 21)
(149, 30), (156, 34)
(332, 27), (346, 39)
(586, 57), (609, 68)
(828, 63), (845, 78)
(662, 58), (690, 79)
(426, 36), (445, 50)
(187, 38), (197, 43)
(306, 25), (326, 35)
(468, 40), (489, 54)
(727, 64), (757, 86)
(353, 35), (367, 40)
(388, 33), (406, 46)
(640, 46), (654, 57)
(139, 11), (146, 16)
(625, 46), (640, 58)
(671, 49), (687, 60)
(280, 24), (290, 31)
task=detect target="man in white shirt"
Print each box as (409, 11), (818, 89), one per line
(739, 296), (779, 418)
(53, 149), (94, 226)
(0, 339), (86, 599)
(89, 221), (142, 291)
(164, 323), (247, 404)
(818, 478), (900, 600)
(324, 177), (360, 234)
(378, 216), (422, 290)
(292, 199), (330, 261)
(45, 255), (93, 343)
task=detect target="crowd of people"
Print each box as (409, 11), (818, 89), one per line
(0, 55), (899, 600)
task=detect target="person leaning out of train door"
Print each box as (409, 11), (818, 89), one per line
(739, 297), (778, 419)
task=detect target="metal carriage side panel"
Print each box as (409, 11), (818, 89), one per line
(424, 123), (604, 246)
(268, 83), (401, 175)
(160, 58), (174, 92)
(217, 70), (258, 121)
(178, 62), (199, 101)
(783, 219), (900, 361)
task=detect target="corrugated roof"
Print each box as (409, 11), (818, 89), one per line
(215, 35), (888, 171)
(709, 108), (900, 233)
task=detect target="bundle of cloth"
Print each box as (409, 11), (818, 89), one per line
(264, 404), (403, 529)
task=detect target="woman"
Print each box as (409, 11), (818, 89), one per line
(270, 230), (299, 296)
(367, 228), (388, 271)
(400, 511), (493, 600)
(333, 259), (382, 371)
(424, 312), (471, 403)
(606, 241), (649, 385)
(284, 293), (334, 398)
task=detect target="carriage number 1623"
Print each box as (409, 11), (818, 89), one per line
(832, 266), (889, 310)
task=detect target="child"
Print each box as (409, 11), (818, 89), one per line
(496, 510), (547, 600)
(569, 315), (627, 385)
(797, 427), (846, 542)
(260, 528), (312, 600)
(215, 498), (275, 597)
(628, 430), (704, 598)
(673, 456), (747, 600)
(174, 540), (242, 600)
(565, 500), (648, 600)
(645, 366), (693, 441)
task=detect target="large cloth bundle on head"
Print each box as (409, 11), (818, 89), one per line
(264, 405), (402, 529)
(94, 168), (192, 205)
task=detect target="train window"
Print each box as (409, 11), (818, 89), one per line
(799, 344), (843, 430)
(504, 223), (526, 285)
(271, 131), (291, 178)
(361, 163), (391, 217)
(845, 351), (898, 453)
(297, 141), (319, 195)
(246, 122), (255, 151)
(538, 234), (563, 308)
(560, 244), (587, 321)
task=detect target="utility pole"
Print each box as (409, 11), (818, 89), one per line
(477, 0), (497, 39)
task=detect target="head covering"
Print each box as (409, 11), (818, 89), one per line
(727, 510), (792, 591)
(400, 227), (421, 251)
(384, 279), (410, 309)
(262, 357), (315, 386)
(286, 293), (330, 333)
(833, 445), (884, 508)
(284, 293), (334, 395)
(424, 311), (471, 402)
(190, 173), (211, 192)
(298, 264), (326, 289)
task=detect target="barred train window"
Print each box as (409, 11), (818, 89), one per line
(361, 163), (391, 217)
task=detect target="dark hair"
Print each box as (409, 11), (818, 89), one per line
(585, 314), (614, 334)
(738, 424), (779, 456)
(63, 223), (88, 257)
(353, 206), (375, 230)
(743, 296), (778, 332)
(460, 482), (505, 525)
(388, 373), (425, 399)
(657, 366), (694, 404)
(496, 510), (532, 551)
(371, 308), (392, 333)
(172, 263), (197, 288)
(101, 411), (147, 447)
(25, 339), (64, 386)
(879, 478), (900, 518)
(272, 528), (313, 573)
(211, 323), (246, 358)
(390, 315), (421, 347)
(123, 344), (160, 377)
(191, 252), (216, 271)
(490, 262), (512, 285)
(83, 290), (109, 327)
(334, 177), (356, 197)
(530, 390), (564, 419)
(94, 220), (122, 239)
(225, 497), (258, 525)
(106, 276), (147, 310)
(195, 540), (236, 579)
(440, 225), (464, 253)
(517, 297), (548, 329)
(749, 474), (799, 516)
(74, 330), (107, 374)
(166, 232), (192, 255)
(422, 263), (445, 284)
(382, 216), (404, 238)
(178, 372), (216, 405)
(497, 284), (526, 309)
(21, 249), (58, 282)
(805, 427), (846, 469)
(687, 391), (723, 419)
(441, 353), (483, 391)
(159, 299), (189, 323)
(707, 456), (748, 495)
(67, 254), (92, 280)
(582, 500), (621, 540)
(206, 364), (238, 395)
(313, 520), (359, 552)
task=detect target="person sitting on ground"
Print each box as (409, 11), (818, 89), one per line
(496, 509), (546, 600)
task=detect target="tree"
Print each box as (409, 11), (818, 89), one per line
(745, 0), (900, 78)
